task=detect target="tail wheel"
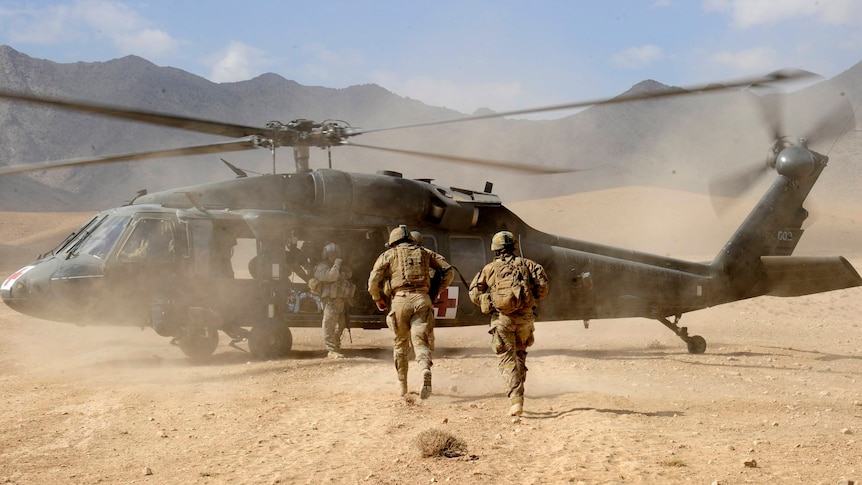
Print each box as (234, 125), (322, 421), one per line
(249, 323), (293, 360)
(686, 335), (707, 354)
(177, 326), (219, 359)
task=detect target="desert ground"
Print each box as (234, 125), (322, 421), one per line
(1, 186), (861, 484)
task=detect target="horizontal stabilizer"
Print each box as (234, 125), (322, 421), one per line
(762, 256), (862, 297)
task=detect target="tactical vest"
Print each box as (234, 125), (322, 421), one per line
(389, 245), (431, 292)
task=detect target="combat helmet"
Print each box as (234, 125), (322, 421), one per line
(490, 230), (517, 251)
(387, 225), (411, 247)
(410, 230), (424, 246)
(322, 242), (341, 260)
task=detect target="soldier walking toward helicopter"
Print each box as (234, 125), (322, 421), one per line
(368, 225), (453, 398)
(469, 231), (549, 416)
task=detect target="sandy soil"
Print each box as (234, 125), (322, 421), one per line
(1, 188), (861, 484)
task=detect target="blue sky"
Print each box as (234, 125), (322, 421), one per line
(0, 0), (861, 117)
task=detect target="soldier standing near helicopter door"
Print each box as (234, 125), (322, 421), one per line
(312, 242), (355, 359)
(368, 225), (453, 398)
(469, 231), (549, 416)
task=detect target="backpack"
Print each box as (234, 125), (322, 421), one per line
(490, 257), (531, 315)
(391, 245), (430, 289)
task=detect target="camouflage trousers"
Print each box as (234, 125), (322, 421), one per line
(489, 311), (536, 401)
(387, 291), (434, 381)
(322, 297), (346, 352)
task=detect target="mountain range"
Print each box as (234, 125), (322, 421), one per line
(0, 44), (859, 212)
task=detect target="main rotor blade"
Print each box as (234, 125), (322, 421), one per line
(0, 89), (264, 138)
(0, 138), (262, 175)
(0, 69), (817, 149)
(344, 142), (576, 174)
(352, 69), (818, 136)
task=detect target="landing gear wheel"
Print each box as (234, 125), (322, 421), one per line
(249, 323), (293, 360)
(658, 316), (707, 355)
(177, 327), (219, 359)
(686, 335), (707, 354)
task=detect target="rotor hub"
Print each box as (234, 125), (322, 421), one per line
(775, 139), (822, 181)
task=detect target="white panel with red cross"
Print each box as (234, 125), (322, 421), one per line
(433, 286), (458, 320)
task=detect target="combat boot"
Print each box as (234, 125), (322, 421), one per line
(509, 396), (524, 416)
(398, 379), (408, 396)
(420, 369), (432, 399)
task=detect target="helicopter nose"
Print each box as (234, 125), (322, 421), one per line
(2, 265), (35, 310)
(1, 263), (53, 317)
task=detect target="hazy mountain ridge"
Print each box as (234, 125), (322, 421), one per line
(0, 45), (859, 211)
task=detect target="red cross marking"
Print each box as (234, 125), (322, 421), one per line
(433, 287), (458, 319)
(2, 265), (35, 291)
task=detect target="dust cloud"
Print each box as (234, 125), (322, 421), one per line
(2, 122), (862, 482)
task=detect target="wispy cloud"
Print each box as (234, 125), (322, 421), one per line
(704, 0), (862, 28)
(0, 0), (178, 59)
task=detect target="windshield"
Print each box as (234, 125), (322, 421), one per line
(49, 215), (99, 256)
(72, 215), (132, 259)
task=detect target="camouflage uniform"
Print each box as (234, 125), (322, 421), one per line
(368, 227), (453, 398)
(469, 232), (549, 416)
(409, 230), (436, 352)
(313, 243), (355, 358)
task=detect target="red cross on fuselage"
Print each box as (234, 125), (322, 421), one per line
(2, 266), (33, 289)
(433, 287), (457, 318)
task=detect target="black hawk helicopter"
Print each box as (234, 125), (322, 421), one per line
(1, 70), (859, 359)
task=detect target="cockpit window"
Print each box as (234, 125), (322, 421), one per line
(51, 215), (99, 256)
(72, 215), (132, 259)
(118, 218), (176, 263)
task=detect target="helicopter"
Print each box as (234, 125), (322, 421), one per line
(1, 70), (860, 360)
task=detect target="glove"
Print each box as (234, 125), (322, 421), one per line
(375, 299), (388, 312)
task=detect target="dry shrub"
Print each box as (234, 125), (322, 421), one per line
(415, 428), (467, 458)
(646, 339), (665, 349)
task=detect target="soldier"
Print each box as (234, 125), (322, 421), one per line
(313, 242), (355, 359)
(411, 230), (438, 353)
(469, 230), (549, 416)
(368, 225), (454, 398)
